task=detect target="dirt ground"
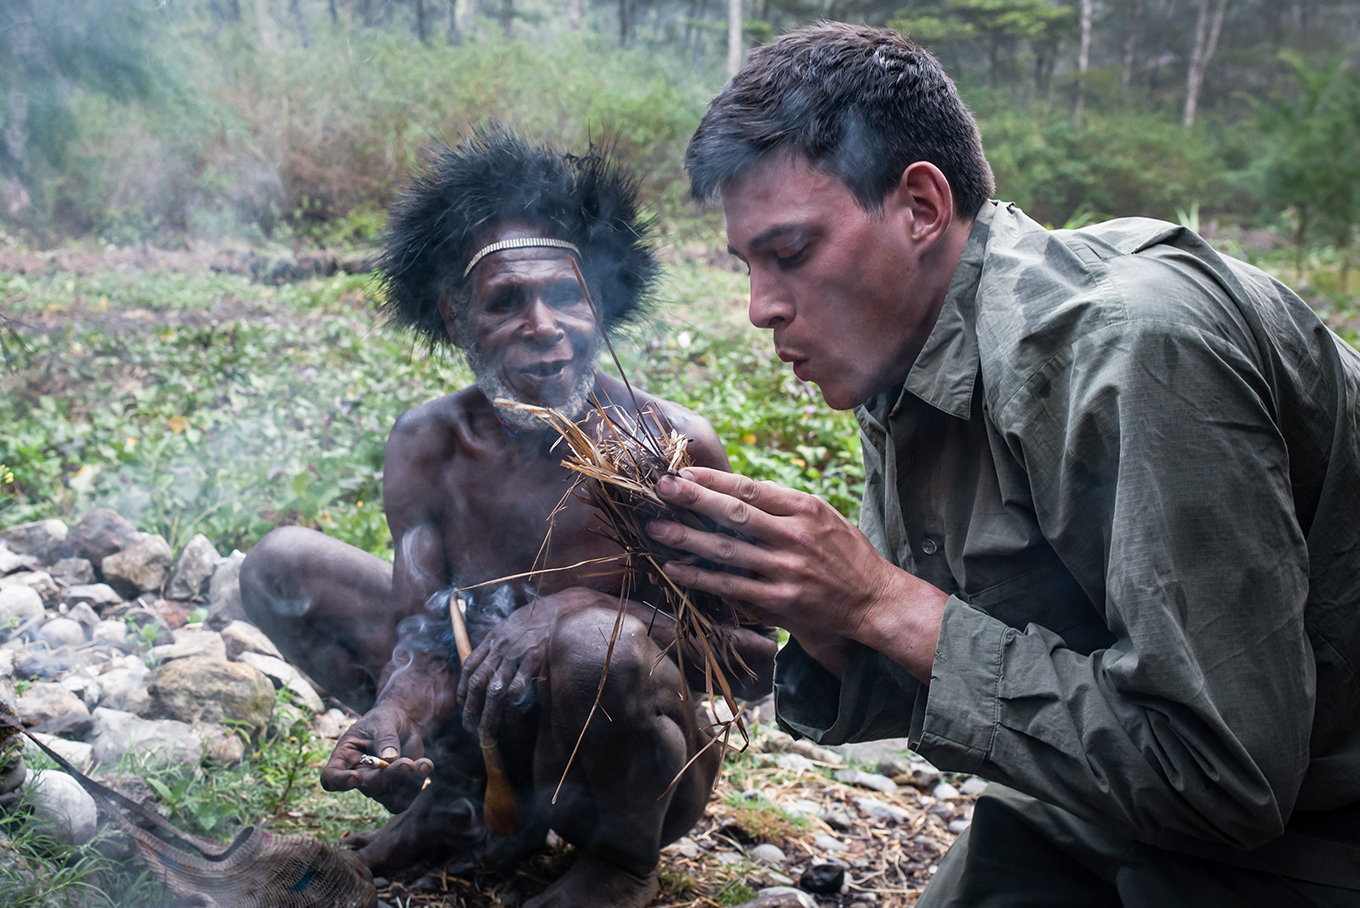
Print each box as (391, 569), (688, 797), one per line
(368, 721), (972, 908)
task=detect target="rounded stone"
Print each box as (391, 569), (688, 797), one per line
(0, 585), (43, 625)
(751, 842), (786, 864)
(39, 617), (86, 647)
(22, 770), (98, 846)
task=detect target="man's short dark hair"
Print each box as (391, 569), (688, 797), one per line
(377, 126), (658, 347)
(686, 22), (995, 219)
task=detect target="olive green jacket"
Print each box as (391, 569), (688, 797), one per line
(774, 201), (1360, 886)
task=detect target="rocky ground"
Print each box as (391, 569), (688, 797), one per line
(0, 509), (976, 907)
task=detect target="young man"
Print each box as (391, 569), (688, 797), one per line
(652, 22), (1360, 905)
(239, 130), (774, 908)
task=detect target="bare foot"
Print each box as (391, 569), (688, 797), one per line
(524, 853), (660, 908)
(342, 787), (481, 876)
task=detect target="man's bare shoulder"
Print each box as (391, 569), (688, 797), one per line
(385, 385), (498, 480)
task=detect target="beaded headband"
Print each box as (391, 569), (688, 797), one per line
(461, 237), (581, 278)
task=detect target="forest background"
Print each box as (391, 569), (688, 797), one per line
(3, 0), (1360, 556)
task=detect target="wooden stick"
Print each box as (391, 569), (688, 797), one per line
(450, 596), (521, 835)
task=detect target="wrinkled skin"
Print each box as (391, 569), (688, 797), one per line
(240, 224), (776, 908)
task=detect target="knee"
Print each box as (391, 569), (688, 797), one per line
(239, 527), (318, 623)
(547, 606), (684, 716)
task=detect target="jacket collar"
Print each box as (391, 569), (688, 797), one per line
(864, 201), (995, 424)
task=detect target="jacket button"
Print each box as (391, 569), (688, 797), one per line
(921, 538), (938, 555)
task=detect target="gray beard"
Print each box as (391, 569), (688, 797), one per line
(464, 339), (602, 432)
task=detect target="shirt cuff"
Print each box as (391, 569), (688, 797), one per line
(911, 594), (1009, 773)
(773, 635), (924, 745)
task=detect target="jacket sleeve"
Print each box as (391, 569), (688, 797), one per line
(915, 317), (1314, 851)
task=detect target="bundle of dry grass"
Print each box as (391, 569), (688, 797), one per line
(495, 395), (756, 727)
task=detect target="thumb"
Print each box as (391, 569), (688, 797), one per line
(372, 711), (404, 761)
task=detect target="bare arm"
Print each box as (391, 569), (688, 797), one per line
(321, 409), (459, 805)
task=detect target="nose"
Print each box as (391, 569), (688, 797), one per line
(522, 298), (565, 344)
(748, 270), (793, 330)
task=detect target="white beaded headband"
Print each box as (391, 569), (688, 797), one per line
(461, 237), (581, 278)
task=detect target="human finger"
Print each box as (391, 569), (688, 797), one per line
(659, 467), (807, 519)
(660, 558), (781, 606)
(478, 661), (515, 741)
(461, 652), (500, 733)
(369, 711), (405, 762)
(457, 640), (492, 704)
(647, 518), (769, 572)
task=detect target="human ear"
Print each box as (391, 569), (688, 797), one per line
(437, 293), (467, 349)
(887, 162), (954, 252)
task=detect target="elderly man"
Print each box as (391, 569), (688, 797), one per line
(239, 130), (774, 908)
(650, 22), (1360, 907)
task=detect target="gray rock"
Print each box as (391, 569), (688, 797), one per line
(774, 753), (816, 772)
(782, 798), (823, 817)
(14, 644), (82, 679)
(24, 734), (95, 773)
(150, 628), (226, 664)
(666, 837), (700, 859)
(822, 810), (854, 830)
(101, 534), (172, 598)
(814, 833), (848, 853)
(144, 657), (275, 739)
(38, 617), (86, 648)
(958, 776), (988, 797)
(750, 843), (786, 864)
(855, 796), (911, 824)
(60, 509), (138, 565)
(906, 756), (943, 790)
(733, 888), (818, 908)
(220, 620), (284, 661)
(64, 601), (100, 631)
(91, 619), (130, 647)
(0, 585), (44, 625)
(204, 551), (246, 629)
(834, 768), (898, 793)
(237, 652), (322, 711)
(197, 722), (247, 765)
(95, 664), (146, 712)
(0, 542), (37, 576)
(30, 711), (94, 741)
(63, 582), (125, 611)
(60, 672), (102, 710)
(0, 519), (68, 563)
(21, 770), (98, 846)
(16, 682), (90, 726)
(948, 818), (972, 834)
(89, 707), (202, 770)
(48, 557), (95, 585)
(932, 781), (961, 800)
(237, 651), (322, 712)
(0, 571), (58, 603)
(166, 534), (221, 600)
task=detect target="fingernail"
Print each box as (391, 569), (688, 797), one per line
(657, 475), (678, 496)
(380, 747), (398, 760)
(678, 468), (695, 481)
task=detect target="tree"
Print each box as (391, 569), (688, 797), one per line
(1183, 0), (1229, 127)
(728, 0), (742, 77)
(0, 0), (162, 221)
(1118, 0), (1142, 103)
(1251, 52), (1360, 289)
(891, 0), (1072, 90)
(1073, 0), (1091, 122)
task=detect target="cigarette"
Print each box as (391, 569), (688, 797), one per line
(359, 754), (390, 768)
